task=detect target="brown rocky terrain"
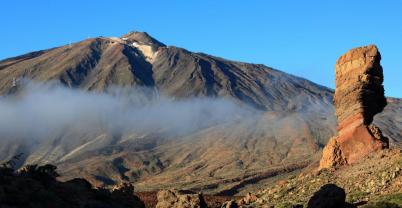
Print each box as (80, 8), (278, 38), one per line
(0, 32), (400, 195)
(320, 45), (389, 169)
(136, 191), (242, 208)
(155, 189), (208, 208)
(235, 149), (402, 207)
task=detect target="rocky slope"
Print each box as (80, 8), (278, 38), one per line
(0, 31), (332, 111)
(374, 97), (402, 147)
(0, 32), (400, 194)
(235, 148), (402, 207)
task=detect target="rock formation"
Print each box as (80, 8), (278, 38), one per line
(155, 189), (207, 208)
(320, 45), (389, 169)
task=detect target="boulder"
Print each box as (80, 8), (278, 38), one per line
(319, 137), (347, 168)
(156, 189), (208, 208)
(307, 184), (346, 208)
(320, 45), (389, 169)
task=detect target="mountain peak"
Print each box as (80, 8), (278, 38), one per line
(121, 31), (165, 49)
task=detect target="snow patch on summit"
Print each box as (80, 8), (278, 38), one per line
(131, 41), (158, 63)
(107, 36), (159, 63)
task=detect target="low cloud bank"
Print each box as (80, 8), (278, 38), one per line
(0, 81), (253, 142)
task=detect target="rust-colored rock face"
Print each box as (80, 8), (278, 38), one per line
(320, 45), (389, 169)
(334, 45), (387, 125)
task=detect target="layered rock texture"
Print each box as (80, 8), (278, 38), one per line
(320, 45), (389, 169)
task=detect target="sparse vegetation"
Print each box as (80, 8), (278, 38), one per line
(363, 193), (402, 208)
(237, 149), (402, 207)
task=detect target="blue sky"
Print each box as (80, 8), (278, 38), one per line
(1, 1), (401, 97)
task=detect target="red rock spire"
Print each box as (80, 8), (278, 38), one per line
(319, 45), (389, 169)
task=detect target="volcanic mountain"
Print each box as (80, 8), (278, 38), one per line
(0, 32), (400, 194)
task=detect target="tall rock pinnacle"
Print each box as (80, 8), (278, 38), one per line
(319, 45), (389, 169)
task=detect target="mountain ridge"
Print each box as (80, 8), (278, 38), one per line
(0, 32), (334, 112)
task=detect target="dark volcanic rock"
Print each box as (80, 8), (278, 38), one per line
(307, 184), (346, 208)
(0, 164), (145, 208)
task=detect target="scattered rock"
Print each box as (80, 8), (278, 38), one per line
(221, 200), (238, 208)
(243, 192), (258, 204)
(156, 189), (207, 208)
(277, 179), (288, 186)
(249, 149), (402, 207)
(236, 192), (258, 206)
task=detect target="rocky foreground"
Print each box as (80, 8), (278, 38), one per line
(1, 149), (401, 208)
(0, 162), (145, 208)
(238, 149), (402, 208)
(135, 148), (400, 208)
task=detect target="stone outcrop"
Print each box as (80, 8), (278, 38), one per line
(156, 189), (207, 208)
(320, 45), (389, 169)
